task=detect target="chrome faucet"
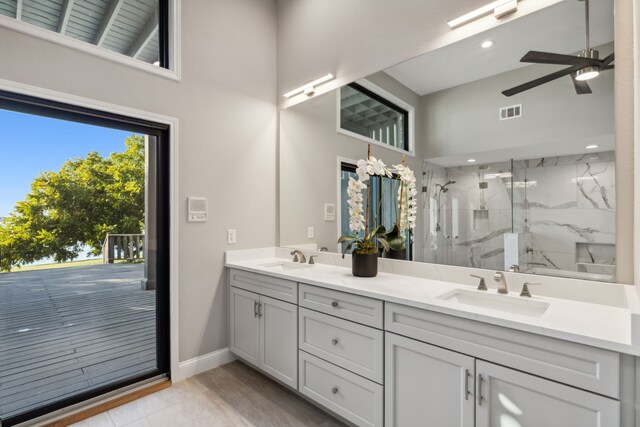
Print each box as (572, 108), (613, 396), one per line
(470, 274), (487, 291)
(290, 250), (306, 263)
(494, 271), (508, 294)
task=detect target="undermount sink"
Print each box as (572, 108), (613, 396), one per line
(437, 288), (550, 318)
(257, 261), (312, 271)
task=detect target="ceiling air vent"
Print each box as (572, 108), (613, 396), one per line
(499, 104), (522, 121)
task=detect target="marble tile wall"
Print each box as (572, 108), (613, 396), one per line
(422, 152), (616, 281)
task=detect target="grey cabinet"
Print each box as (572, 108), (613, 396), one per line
(476, 360), (619, 427)
(230, 286), (260, 366)
(385, 332), (475, 427)
(230, 285), (297, 388)
(385, 331), (620, 427)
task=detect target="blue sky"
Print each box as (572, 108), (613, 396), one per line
(0, 109), (135, 218)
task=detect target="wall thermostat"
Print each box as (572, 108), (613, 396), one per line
(324, 203), (335, 221)
(188, 197), (208, 222)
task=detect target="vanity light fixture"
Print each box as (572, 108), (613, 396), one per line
(283, 73), (335, 98)
(447, 0), (517, 29)
(481, 40), (494, 49)
(585, 144), (600, 149)
(467, 159), (477, 163)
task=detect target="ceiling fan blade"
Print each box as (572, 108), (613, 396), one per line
(600, 53), (614, 67)
(570, 73), (592, 95)
(521, 51), (600, 67)
(502, 66), (579, 97)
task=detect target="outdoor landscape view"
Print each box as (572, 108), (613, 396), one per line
(0, 109), (157, 422)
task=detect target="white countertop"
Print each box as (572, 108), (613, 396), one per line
(225, 250), (640, 357)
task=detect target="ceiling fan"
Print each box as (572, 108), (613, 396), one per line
(502, 0), (614, 97)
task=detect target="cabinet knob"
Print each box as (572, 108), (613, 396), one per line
(331, 338), (338, 346)
(331, 301), (339, 308)
(331, 387), (339, 394)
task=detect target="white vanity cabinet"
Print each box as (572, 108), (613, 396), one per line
(385, 333), (475, 427)
(475, 360), (619, 427)
(384, 302), (622, 427)
(385, 332), (620, 427)
(229, 270), (298, 388)
(298, 284), (385, 427)
(228, 266), (630, 427)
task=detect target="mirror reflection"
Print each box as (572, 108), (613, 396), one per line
(279, 0), (615, 282)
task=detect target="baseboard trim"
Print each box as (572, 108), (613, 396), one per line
(174, 347), (236, 381)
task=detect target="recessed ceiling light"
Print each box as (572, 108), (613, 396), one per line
(585, 144), (599, 149)
(467, 159), (477, 163)
(481, 40), (494, 49)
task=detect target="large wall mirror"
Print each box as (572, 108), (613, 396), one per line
(279, 0), (618, 283)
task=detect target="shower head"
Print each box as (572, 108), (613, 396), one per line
(437, 180), (456, 193)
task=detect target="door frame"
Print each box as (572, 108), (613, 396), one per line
(0, 77), (180, 424)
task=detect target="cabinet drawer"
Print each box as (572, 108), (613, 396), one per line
(299, 308), (383, 383)
(229, 268), (297, 303)
(386, 302), (620, 398)
(299, 283), (383, 328)
(299, 351), (383, 427)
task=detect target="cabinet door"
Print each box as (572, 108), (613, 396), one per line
(385, 332), (475, 427)
(259, 295), (298, 388)
(230, 286), (260, 366)
(476, 360), (620, 427)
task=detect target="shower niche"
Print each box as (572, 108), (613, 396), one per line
(422, 151), (616, 282)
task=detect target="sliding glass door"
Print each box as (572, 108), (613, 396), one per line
(0, 90), (170, 426)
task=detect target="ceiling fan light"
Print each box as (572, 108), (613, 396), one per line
(575, 67), (599, 81)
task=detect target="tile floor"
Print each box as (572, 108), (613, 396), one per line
(71, 361), (346, 427)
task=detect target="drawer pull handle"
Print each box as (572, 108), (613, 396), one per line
(331, 301), (339, 308)
(465, 369), (471, 400)
(477, 374), (484, 406)
(331, 338), (339, 346)
(331, 387), (339, 394)
(253, 301), (259, 318)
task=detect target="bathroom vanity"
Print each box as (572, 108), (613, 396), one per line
(226, 248), (640, 427)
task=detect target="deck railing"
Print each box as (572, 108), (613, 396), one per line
(102, 233), (145, 264)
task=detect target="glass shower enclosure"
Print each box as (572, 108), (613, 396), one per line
(422, 152), (616, 282)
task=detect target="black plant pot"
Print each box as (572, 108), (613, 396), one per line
(383, 248), (407, 260)
(352, 253), (378, 277)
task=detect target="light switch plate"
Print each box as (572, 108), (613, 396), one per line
(227, 229), (237, 244)
(308, 226), (314, 239)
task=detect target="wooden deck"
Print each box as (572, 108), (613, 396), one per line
(0, 263), (156, 420)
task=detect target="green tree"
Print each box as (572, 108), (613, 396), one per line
(0, 135), (145, 271)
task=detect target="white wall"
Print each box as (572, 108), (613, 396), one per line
(0, 0), (277, 362)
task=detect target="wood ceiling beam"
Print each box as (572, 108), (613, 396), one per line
(94, 0), (125, 47)
(127, 8), (159, 59)
(15, 0), (22, 20)
(57, 0), (74, 34)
